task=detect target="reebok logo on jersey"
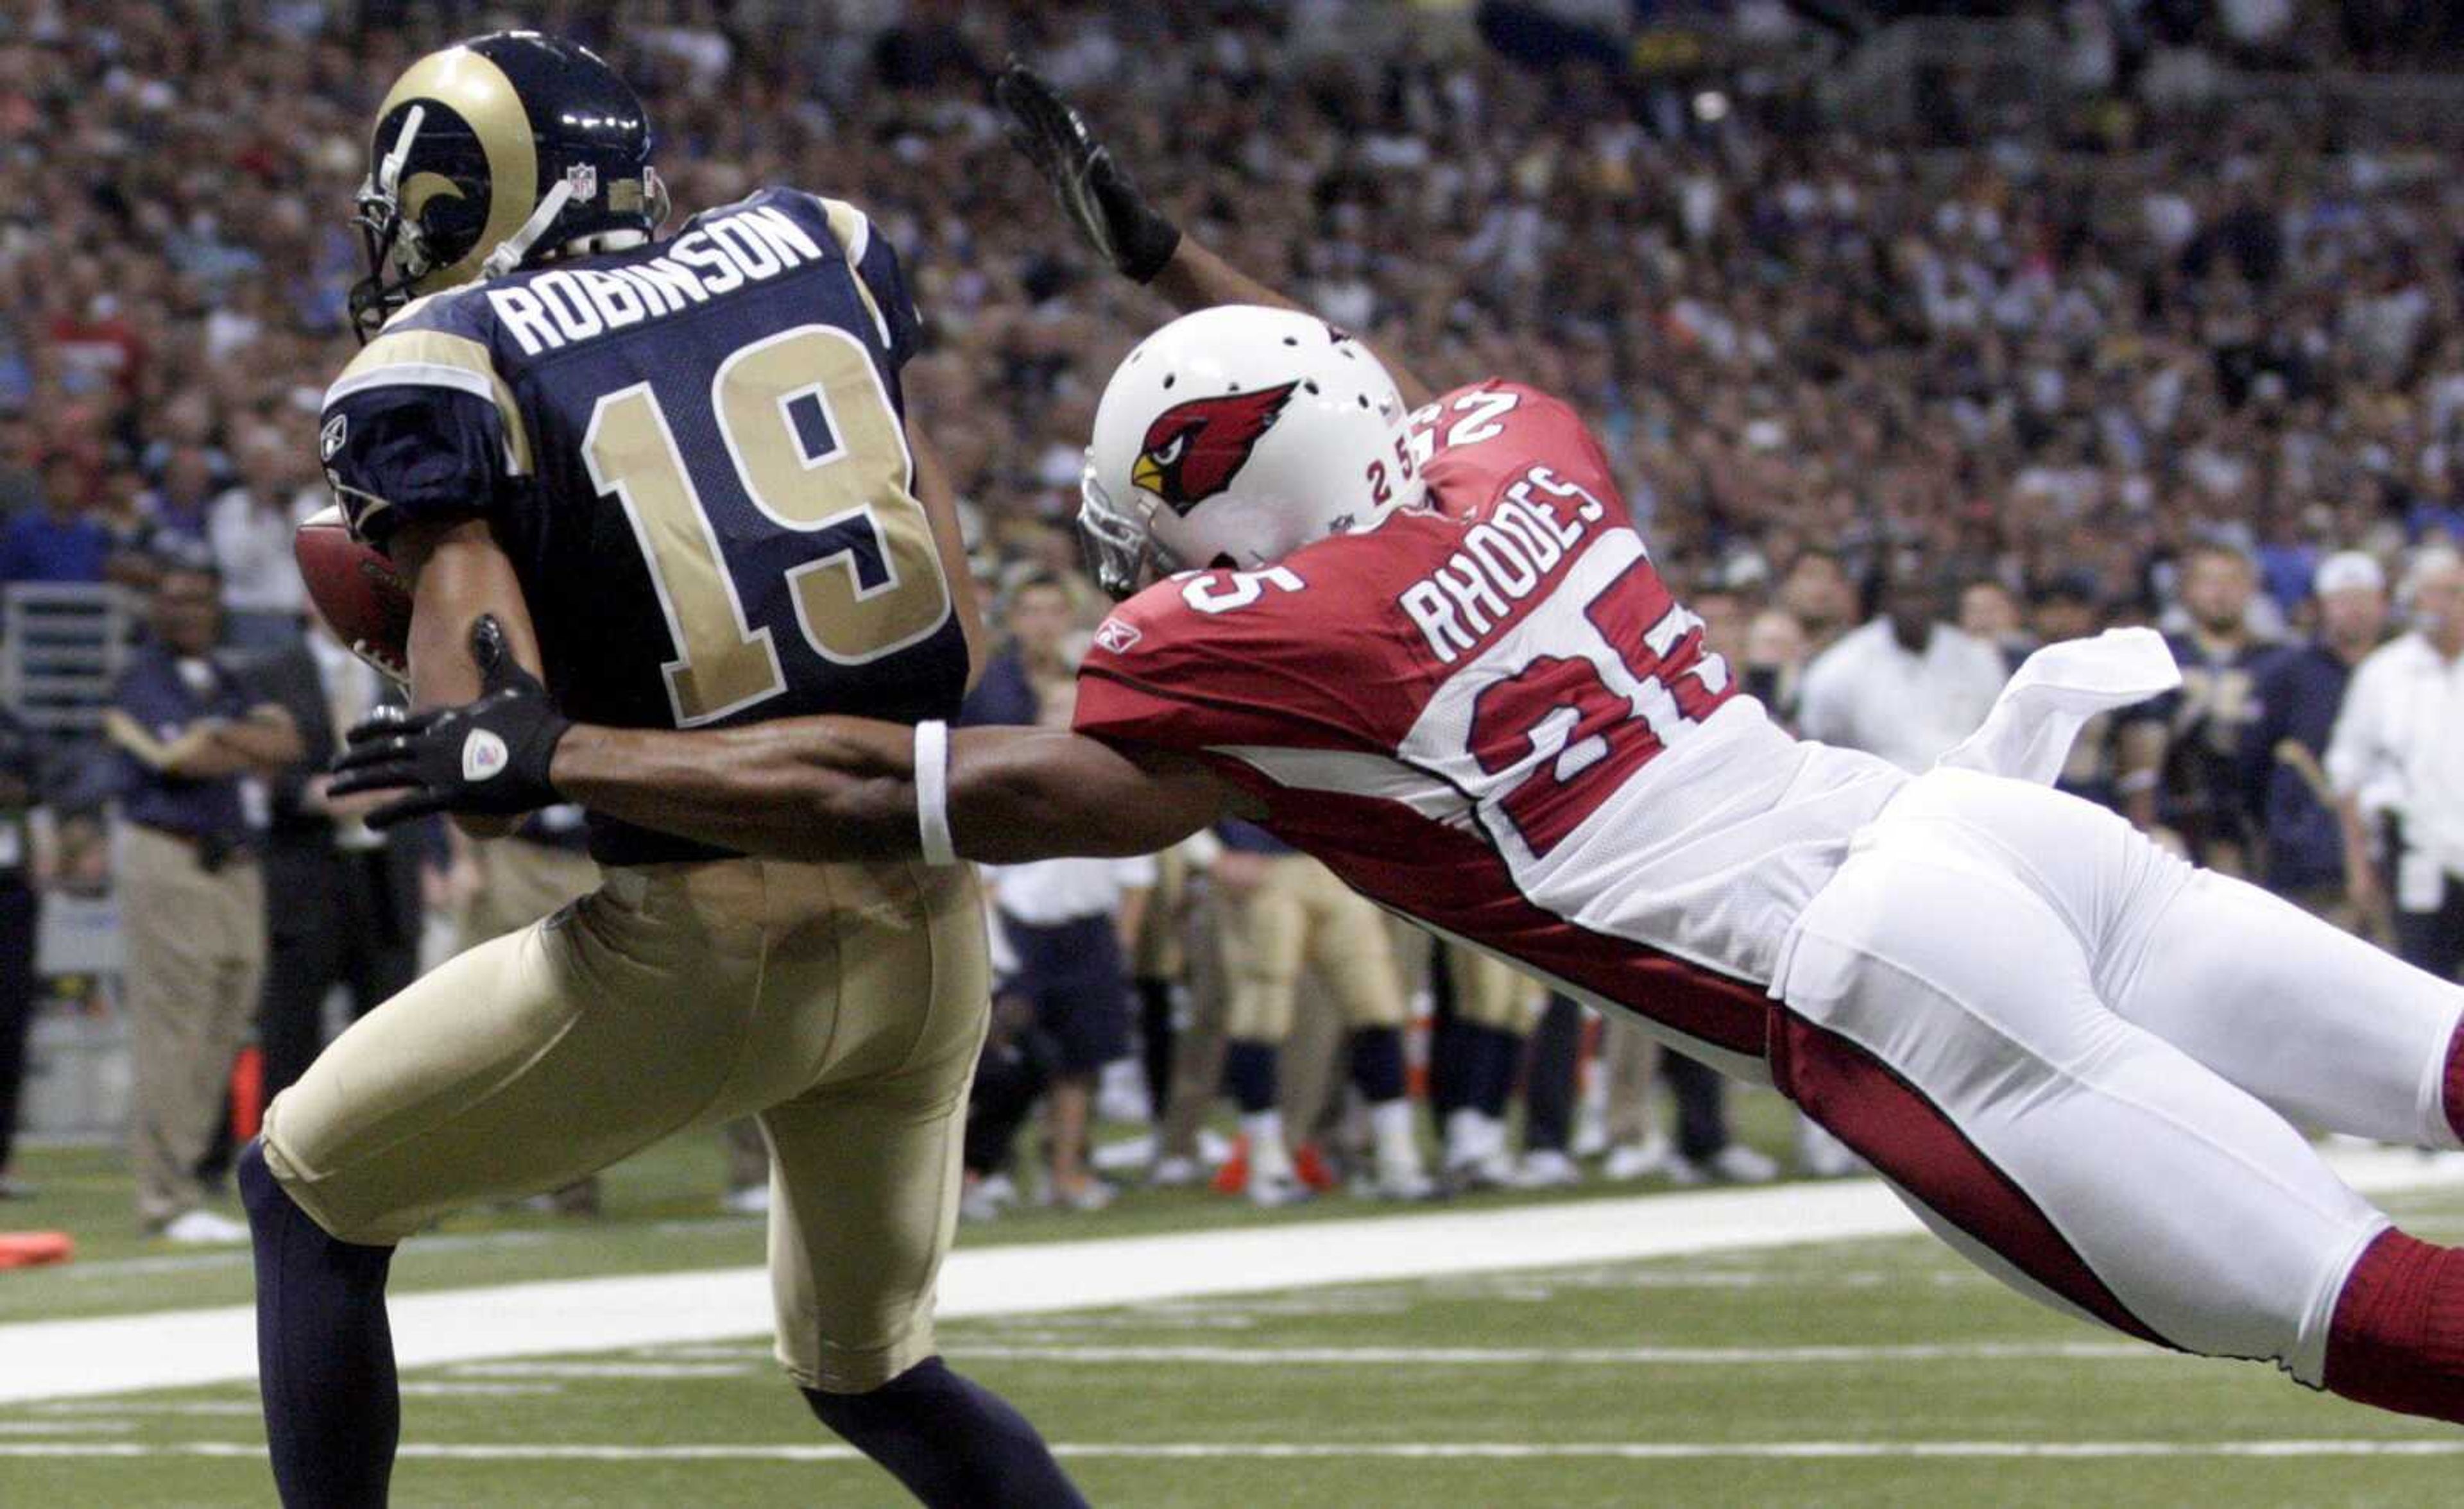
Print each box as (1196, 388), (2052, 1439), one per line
(1131, 383), (1297, 515)
(461, 728), (509, 783)
(320, 414), (348, 461)
(1094, 618), (1142, 654)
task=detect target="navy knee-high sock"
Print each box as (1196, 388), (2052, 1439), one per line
(239, 1139), (400, 1508)
(1346, 1026), (1406, 1104)
(805, 1356), (1086, 1507)
(1222, 1038), (1279, 1116)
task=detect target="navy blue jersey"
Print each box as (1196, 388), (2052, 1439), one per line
(2239, 642), (2357, 892)
(2132, 630), (2275, 866)
(319, 189), (967, 864)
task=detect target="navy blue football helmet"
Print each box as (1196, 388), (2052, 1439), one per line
(350, 31), (669, 341)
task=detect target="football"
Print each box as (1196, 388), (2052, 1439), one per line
(294, 506), (412, 682)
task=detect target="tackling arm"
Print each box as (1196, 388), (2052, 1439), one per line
(330, 616), (1236, 863)
(994, 62), (1435, 409)
(551, 719), (1231, 864)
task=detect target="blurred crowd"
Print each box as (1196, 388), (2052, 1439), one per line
(6, 0), (2464, 1229)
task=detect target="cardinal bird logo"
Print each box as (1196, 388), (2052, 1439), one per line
(1130, 383), (1299, 515)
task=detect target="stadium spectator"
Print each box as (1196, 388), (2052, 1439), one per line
(1427, 939), (1543, 1189)
(986, 848), (1154, 1211)
(1211, 821), (1428, 1206)
(103, 554), (300, 1241)
(0, 455), (111, 585)
(139, 444), (220, 554)
(2329, 548), (2464, 976)
(1797, 562), (2008, 774)
(1775, 550), (1858, 656)
(1127, 838), (1199, 1150)
(2031, 577), (2135, 815)
(252, 622), (421, 1105)
(2240, 551), (2388, 919)
(1960, 577), (2030, 670)
(207, 424), (315, 650)
(2142, 543), (2279, 874)
(1515, 993), (1587, 1188)
(0, 701), (39, 1199)
(1596, 1015), (1779, 1186)
(959, 994), (1053, 1222)
(1740, 606), (1810, 724)
(959, 572), (1076, 727)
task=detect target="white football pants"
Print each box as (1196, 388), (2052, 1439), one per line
(1772, 765), (2464, 1386)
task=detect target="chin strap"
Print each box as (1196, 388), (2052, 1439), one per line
(376, 105), (424, 200)
(481, 177), (576, 281)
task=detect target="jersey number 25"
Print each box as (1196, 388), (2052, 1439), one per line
(585, 324), (951, 726)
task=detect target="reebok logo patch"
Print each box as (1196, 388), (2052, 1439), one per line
(461, 728), (509, 783)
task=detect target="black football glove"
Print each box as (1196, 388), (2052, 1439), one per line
(329, 614), (569, 828)
(993, 58), (1182, 284)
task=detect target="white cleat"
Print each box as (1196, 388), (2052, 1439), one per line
(1367, 1165), (1438, 1202)
(1149, 1154), (1202, 1188)
(1601, 1135), (1674, 1182)
(1091, 1133), (1156, 1173)
(1571, 1105), (1611, 1159)
(159, 1209), (248, 1245)
(1247, 1170), (1310, 1209)
(721, 1183), (771, 1216)
(1056, 1178), (1118, 1213)
(1513, 1149), (1582, 1189)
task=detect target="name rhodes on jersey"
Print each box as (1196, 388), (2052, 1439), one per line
(485, 203), (826, 355)
(1398, 463), (1611, 665)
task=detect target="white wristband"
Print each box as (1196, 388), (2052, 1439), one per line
(914, 720), (955, 865)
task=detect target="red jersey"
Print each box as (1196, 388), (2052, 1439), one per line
(1073, 382), (1903, 1076)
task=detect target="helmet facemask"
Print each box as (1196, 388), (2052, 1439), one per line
(1077, 452), (1183, 601)
(348, 105), (440, 344)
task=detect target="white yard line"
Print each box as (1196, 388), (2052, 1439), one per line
(3, 1146), (2458, 1406)
(939, 1340), (2159, 1365)
(8, 1439), (2464, 1462)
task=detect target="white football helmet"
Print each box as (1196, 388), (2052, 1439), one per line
(1079, 304), (1421, 599)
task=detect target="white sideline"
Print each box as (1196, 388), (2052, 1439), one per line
(8, 1439), (2464, 1462)
(3, 1146), (2458, 1406)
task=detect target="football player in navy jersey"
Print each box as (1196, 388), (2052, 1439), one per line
(241, 33), (1081, 1508)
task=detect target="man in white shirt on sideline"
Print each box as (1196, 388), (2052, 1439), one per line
(1789, 558), (2011, 1176)
(1797, 562), (2013, 774)
(983, 851), (1155, 1212)
(2329, 547), (2464, 978)
(206, 424), (318, 651)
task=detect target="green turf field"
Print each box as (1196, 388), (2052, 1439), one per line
(8, 1131), (2464, 1506)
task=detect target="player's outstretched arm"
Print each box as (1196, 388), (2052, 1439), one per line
(993, 60), (1435, 409)
(554, 719), (1230, 864)
(332, 617), (1233, 863)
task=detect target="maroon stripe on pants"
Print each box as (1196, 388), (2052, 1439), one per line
(1770, 1007), (2168, 1348)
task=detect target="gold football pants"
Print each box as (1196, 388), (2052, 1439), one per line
(261, 855), (987, 1393)
(1219, 854), (1407, 1043)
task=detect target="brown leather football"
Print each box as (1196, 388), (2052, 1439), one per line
(294, 506), (412, 682)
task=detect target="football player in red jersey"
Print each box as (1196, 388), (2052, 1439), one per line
(343, 65), (2464, 1427)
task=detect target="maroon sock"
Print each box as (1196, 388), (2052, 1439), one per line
(2324, 1228), (2464, 1423)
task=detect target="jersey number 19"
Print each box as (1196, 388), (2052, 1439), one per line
(583, 323), (950, 726)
